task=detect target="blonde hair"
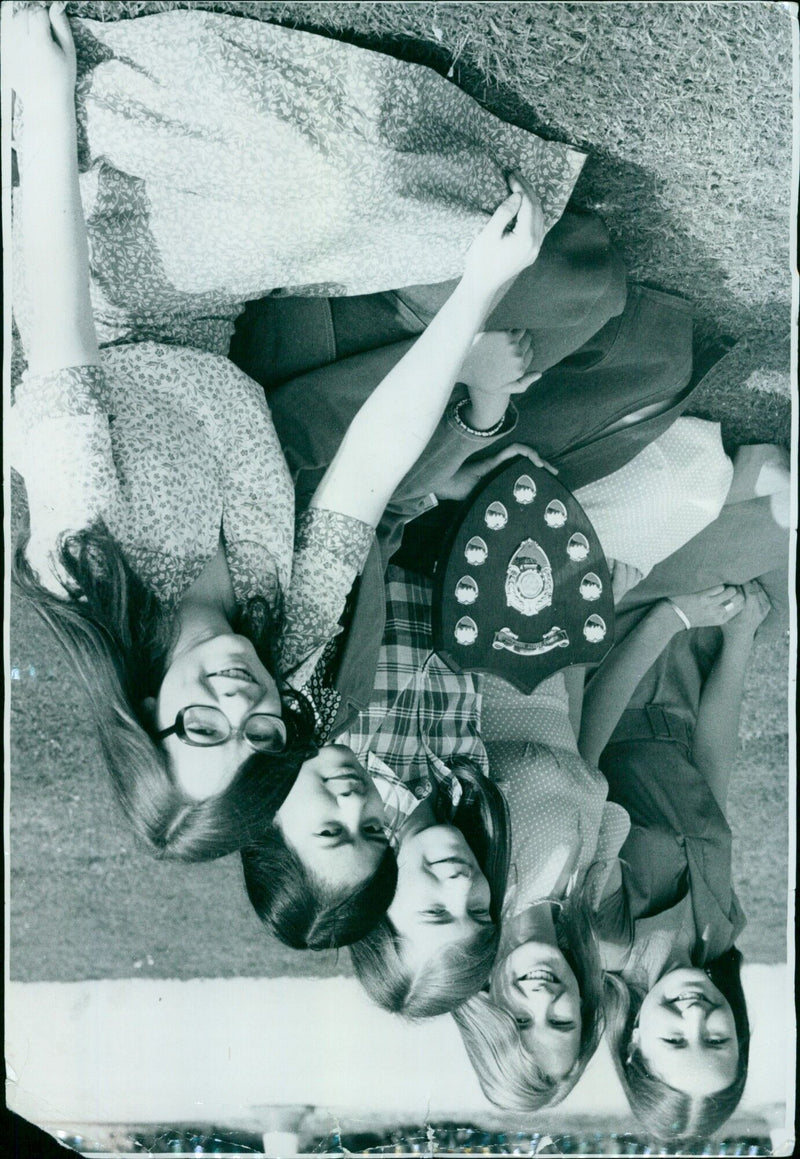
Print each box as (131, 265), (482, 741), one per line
(350, 919), (499, 1017)
(453, 891), (605, 1111)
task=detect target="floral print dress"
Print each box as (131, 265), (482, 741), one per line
(62, 9), (585, 354)
(11, 9), (585, 694)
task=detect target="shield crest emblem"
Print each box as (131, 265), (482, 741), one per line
(433, 455), (615, 692)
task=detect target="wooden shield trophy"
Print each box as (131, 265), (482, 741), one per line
(433, 455), (614, 692)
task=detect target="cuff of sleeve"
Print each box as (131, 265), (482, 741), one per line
(296, 507), (375, 575)
(447, 397), (519, 440)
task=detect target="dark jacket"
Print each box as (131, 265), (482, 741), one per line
(232, 211), (696, 732)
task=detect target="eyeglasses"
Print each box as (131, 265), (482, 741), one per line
(155, 705), (288, 753)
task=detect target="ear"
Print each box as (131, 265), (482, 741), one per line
(141, 697), (158, 726)
(628, 1024), (641, 1062)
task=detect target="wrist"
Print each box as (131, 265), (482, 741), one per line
(463, 387), (511, 432)
(654, 600), (687, 637)
(721, 622), (757, 648)
(451, 396), (510, 438)
(453, 273), (498, 322)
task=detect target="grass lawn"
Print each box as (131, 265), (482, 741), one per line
(8, 1), (794, 981)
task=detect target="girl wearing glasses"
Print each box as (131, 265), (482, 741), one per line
(8, 6), (553, 865)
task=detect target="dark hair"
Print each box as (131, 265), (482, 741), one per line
(13, 524), (316, 860)
(241, 831), (398, 950)
(453, 888), (605, 1110)
(349, 759), (511, 1017)
(604, 947), (750, 1142)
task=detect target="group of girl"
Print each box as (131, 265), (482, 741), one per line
(8, 4), (790, 1148)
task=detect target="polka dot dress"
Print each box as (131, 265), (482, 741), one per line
(483, 672), (630, 914)
(575, 417), (734, 577)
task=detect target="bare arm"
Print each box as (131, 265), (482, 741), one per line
(691, 582), (770, 810)
(563, 664), (586, 741)
(310, 178), (546, 528)
(10, 4), (99, 374)
(578, 601), (684, 767)
(578, 585), (745, 767)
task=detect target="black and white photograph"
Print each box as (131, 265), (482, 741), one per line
(3, 2), (796, 1156)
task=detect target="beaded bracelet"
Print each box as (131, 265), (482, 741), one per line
(666, 598), (692, 630)
(451, 396), (509, 438)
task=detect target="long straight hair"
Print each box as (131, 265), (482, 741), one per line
(349, 758), (511, 1017)
(452, 886), (605, 1111)
(13, 524), (316, 859)
(604, 946), (750, 1142)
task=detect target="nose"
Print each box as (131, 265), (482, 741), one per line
(216, 688), (264, 726)
(524, 985), (568, 1022)
(326, 777), (367, 801)
(210, 675), (279, 716)
(678, 1003), (709, 1035)
(333, 790), (369, 832)
(425, 864), (474, 913)
(427, 859), (473, 883)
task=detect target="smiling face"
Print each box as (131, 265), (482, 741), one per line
(494, 941), (582, 1081)
(634, 967), (739, 1095)
(387, 824), (493, 964)
(275, 746), (389, 891)
(154, 634), (283, 801)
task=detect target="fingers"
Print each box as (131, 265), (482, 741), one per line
(479, 444), (534, 474)
(488, 190), (523, 236)
(506, 171), (540, 216)
(508, 370), (542, 394)
(722, 593), (745, 620)
(485, 443), (558, 475)
(505, 171), (544, 243)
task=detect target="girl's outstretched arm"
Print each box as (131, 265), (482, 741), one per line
(9, 3), (99, 374)
(309, 177), (546, 528)
(691, 581), (770, 810)
(578, 586), (745, 768)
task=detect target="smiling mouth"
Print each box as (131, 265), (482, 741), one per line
(672, 990), (714, 1005)
(208, 667), (259, 684)
(517, 968), (561, 985)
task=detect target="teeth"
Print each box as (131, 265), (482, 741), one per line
(213, 668), (256, 682)
(519, 969), (559, 983)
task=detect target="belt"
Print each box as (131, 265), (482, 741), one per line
(609, 706), (693, 749)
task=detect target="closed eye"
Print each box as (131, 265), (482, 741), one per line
(661, 1037), (687, 1047)
(705, 1037), (731, 1048)
(420, 907), (454, 924)
(468, 909), (494, 926)
(315, 826), (349, 845)
(360, 822), (389, 844)
(548, 1020), (577, 1032)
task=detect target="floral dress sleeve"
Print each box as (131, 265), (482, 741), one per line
(9, 364), (120, 594)
(277, 507), (375, 688)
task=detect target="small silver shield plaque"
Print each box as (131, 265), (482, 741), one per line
(505, 538), (553, 616)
